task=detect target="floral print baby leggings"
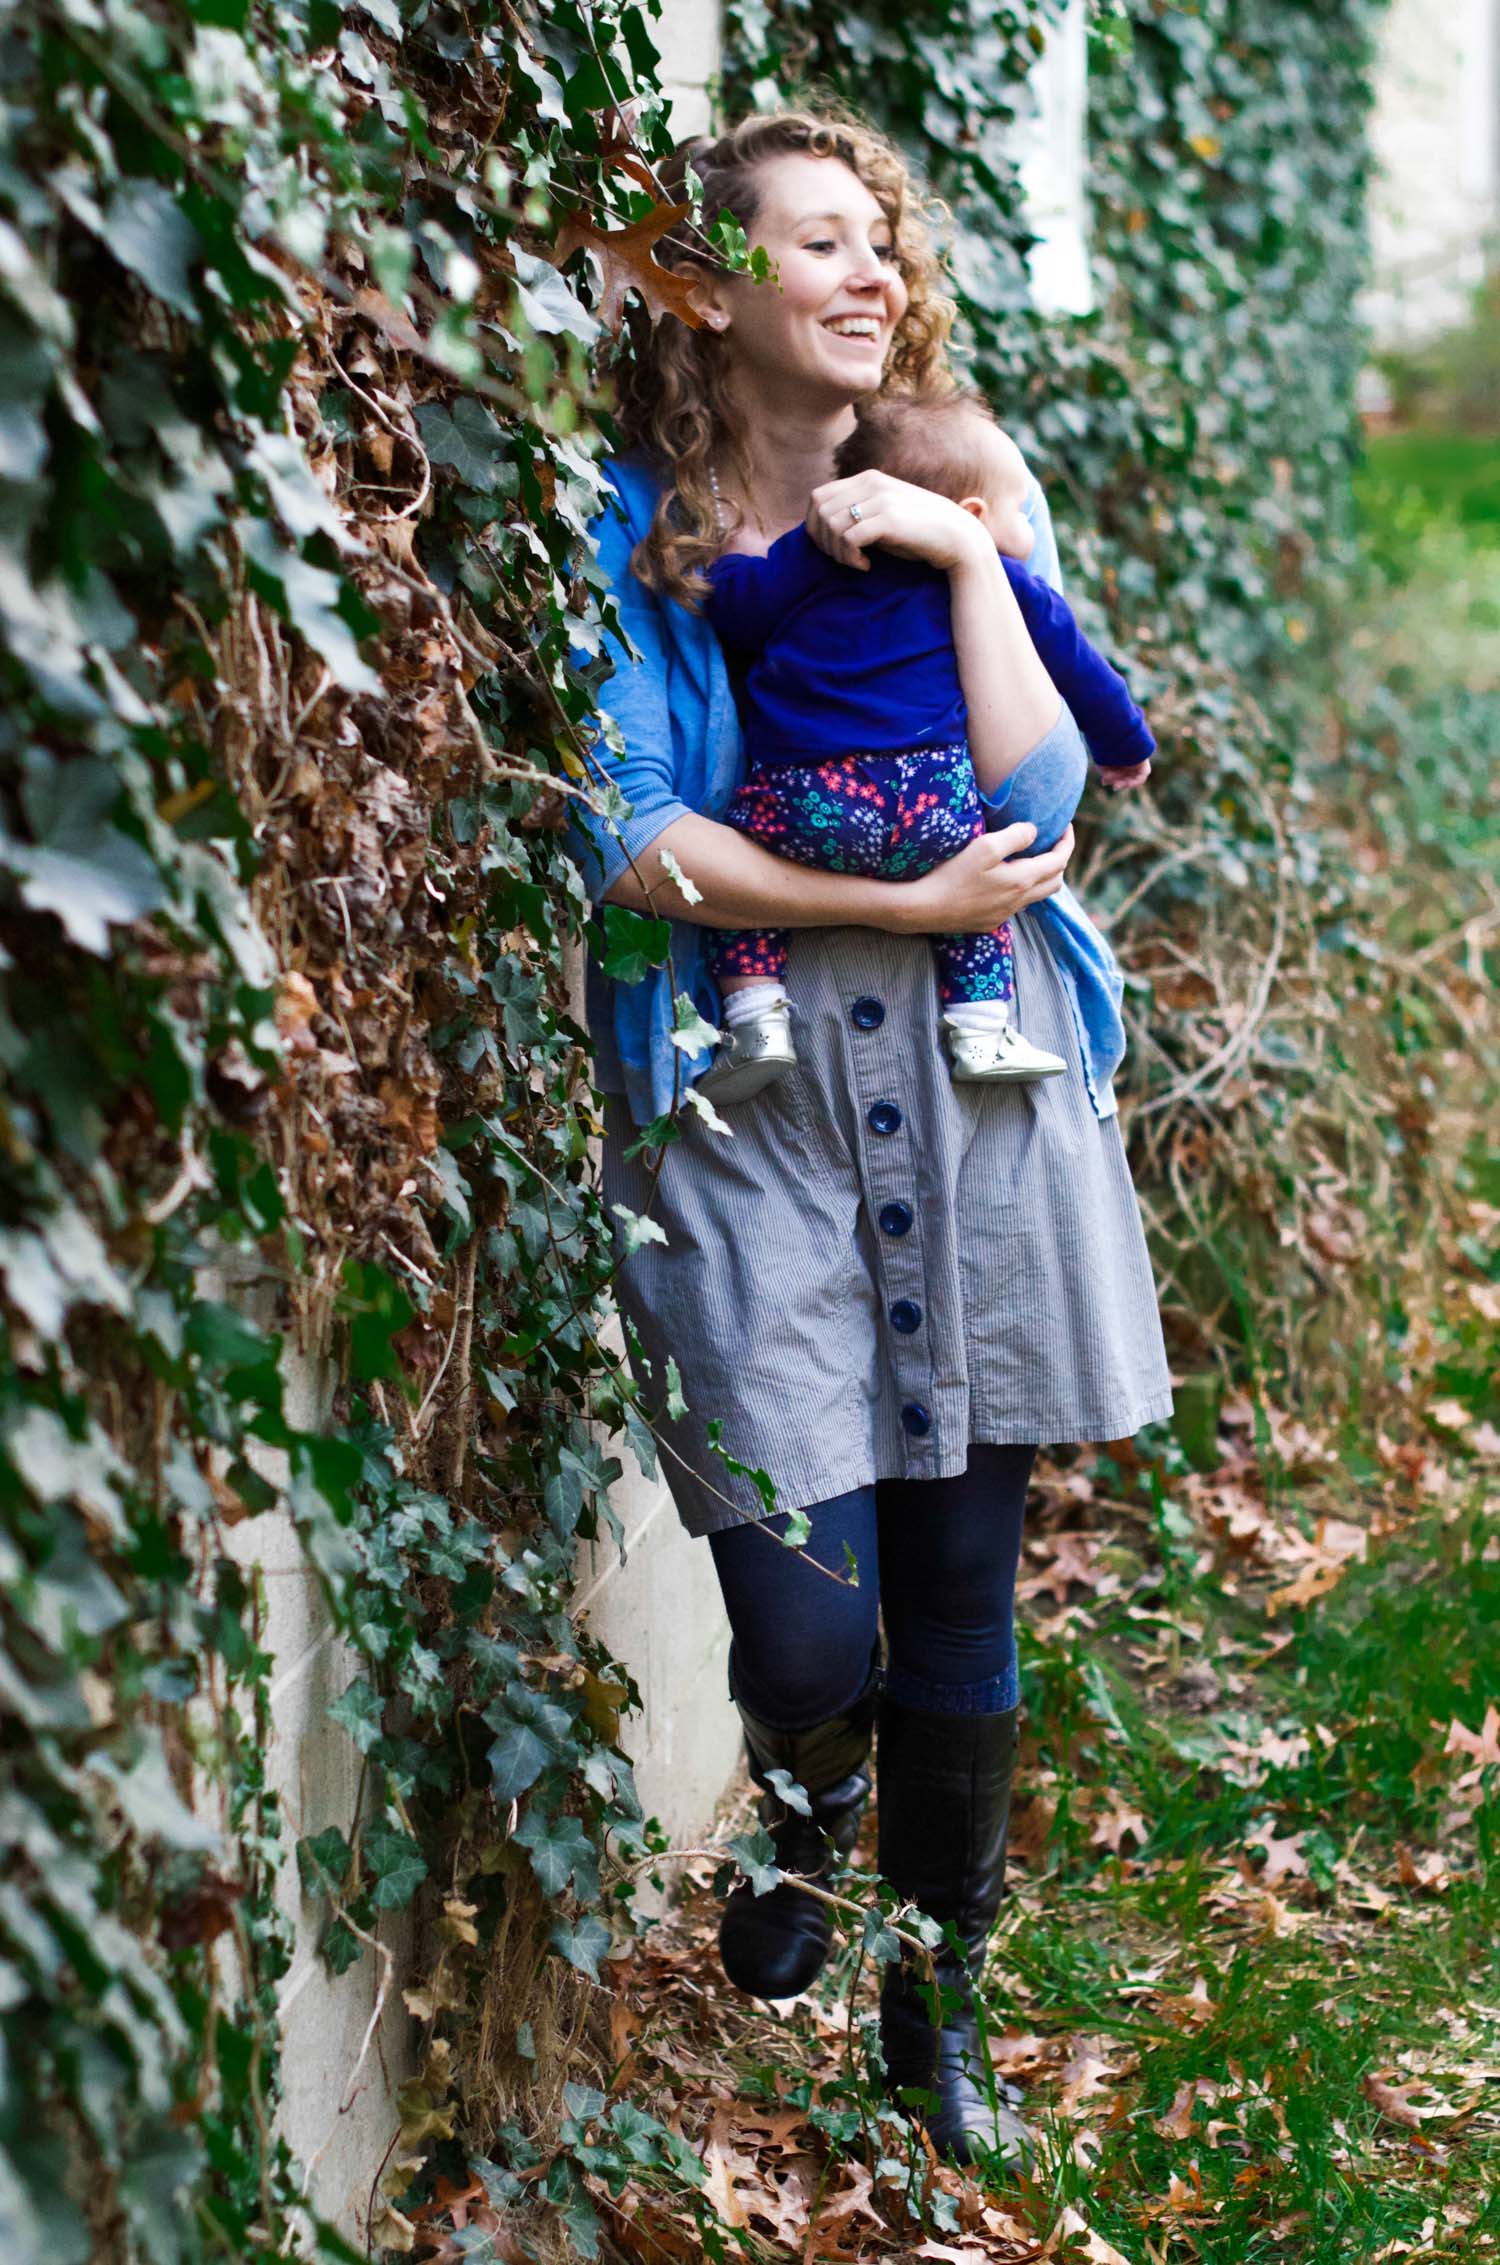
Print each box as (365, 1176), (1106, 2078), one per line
(709, 743), (1014, 1004)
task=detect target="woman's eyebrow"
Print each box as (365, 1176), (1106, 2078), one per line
(797, 211), (891, 233)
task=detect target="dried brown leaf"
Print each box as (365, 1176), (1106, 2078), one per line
(554, 204), (700, 332)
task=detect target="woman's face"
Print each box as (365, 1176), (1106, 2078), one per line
(710, 153), (910, 406)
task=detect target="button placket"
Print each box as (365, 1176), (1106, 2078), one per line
(845, 984), (937, 1472)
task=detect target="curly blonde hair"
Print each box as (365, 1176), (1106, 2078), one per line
(610, 107), (956, 611)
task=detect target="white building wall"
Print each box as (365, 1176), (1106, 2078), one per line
(655, 0), (721, 136)
(1011, 0), (1094, 317)
(1365, 0), (1500, 344)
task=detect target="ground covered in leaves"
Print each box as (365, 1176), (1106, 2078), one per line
(579, 1405), (1499, 2265)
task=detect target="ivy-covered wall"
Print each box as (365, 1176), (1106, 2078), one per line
(0, 2), (701, 2256)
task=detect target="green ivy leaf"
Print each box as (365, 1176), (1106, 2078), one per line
(599, 903), (670, 986)
(322, 1919), (363, 1977)
(487, 1719), (551, 1803)
(513, 1807), (598, 1900)
(414, 397), (518, 493)
(105, 183), (204, 318)
(364, 1821), (427, 1910)
(3, 757), (164, 954)
(297, 1827), (354, 1898)
(340, 1260), (415, 1382)
(548, 1913), (611, 1982)
(513, 248), (599, 344)
(328, 1677), (385, 1754)
(726, 1828), (781, 1898)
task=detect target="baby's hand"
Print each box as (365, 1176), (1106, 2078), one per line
(1097, 759), (1153, 793)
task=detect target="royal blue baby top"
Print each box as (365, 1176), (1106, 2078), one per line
(706, 527), (1155, 775)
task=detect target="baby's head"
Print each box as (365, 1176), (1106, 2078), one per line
(835, 388), (1034, 561)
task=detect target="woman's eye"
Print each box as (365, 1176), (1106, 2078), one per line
(804, 238), (836, 254)
(873, 243), (896, 263)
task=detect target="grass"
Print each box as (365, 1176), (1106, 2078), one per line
(998, 1460), (1500, 2263)
(1357, 431), (1500, 541)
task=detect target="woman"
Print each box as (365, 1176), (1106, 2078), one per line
(567, 110), (1171, 2168)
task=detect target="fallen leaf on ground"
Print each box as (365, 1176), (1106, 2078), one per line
(1155, 2076), (1229, 2140)
(1046, 2203), (1131, 2262)
(988, 2028), (1061, 2081)
(1361, 2072), (1451, 2131)
(1396, 1845), (1451, 1893)
(1441, 1705), (1500, 1790)
(1018, 1530), (1107, 1603)
(1091, 1790), (1149, 1854)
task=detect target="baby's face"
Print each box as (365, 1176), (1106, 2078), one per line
(964, 423), (1034, 561)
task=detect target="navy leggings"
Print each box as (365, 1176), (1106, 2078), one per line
(707, 1444), (1035, 1727)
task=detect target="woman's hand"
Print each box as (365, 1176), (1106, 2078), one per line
(886, 823), (1074, 935)
(806, 470), (988, 575)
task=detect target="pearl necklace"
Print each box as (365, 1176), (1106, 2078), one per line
(707, 462), (726, 535)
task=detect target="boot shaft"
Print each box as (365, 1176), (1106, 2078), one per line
(875, 1698), (1020, 1958)
(736, 1679), (877, 1860)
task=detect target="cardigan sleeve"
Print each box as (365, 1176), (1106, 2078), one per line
(1021, 472), (1062, 592)
(563, 487), (696, 905)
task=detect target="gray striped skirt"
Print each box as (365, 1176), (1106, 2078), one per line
(603, 911), (1172, 1538)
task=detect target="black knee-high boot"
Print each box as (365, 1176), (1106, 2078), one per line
(719, 1677), (877, 2001)
(876, 1697), (1033, 2168)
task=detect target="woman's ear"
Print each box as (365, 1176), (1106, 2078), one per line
(684, 266), (732, 332)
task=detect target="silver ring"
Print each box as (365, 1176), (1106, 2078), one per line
(848, 501), (863, 524)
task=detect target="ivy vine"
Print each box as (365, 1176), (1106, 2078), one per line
(0, 0), (701, 2256)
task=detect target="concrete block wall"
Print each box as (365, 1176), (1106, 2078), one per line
(218, 1317), (416, 2246)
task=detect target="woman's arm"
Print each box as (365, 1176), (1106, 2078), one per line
(803, 472), (1061, 798)
(603, 808), (1074, 934)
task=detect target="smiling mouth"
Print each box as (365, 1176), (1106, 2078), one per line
(823, 318), (884, 342)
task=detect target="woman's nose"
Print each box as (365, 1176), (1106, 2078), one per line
(846, 260), (889, 299)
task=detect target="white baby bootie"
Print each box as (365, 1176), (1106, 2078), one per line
(942, 1000), (1065, 1084)
(699, 984), (799, 1104)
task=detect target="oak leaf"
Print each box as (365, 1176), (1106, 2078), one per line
(555, 204), (701, 332)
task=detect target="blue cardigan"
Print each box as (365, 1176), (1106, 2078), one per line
(707, 526), (1156, 773)
(565, 458), (1127, 1126)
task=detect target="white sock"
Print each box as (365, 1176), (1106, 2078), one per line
(942, 998), (1011, 1033)
(722, 981), (787, 1027)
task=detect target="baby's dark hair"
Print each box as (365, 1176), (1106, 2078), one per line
(834, 386), (1000, 501)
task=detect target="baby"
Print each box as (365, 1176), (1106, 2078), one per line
(700, 388), (1155, 1103)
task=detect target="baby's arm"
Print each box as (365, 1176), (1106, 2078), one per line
(1005, 565), (1156, 787)
(705, 528), (830, 656)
